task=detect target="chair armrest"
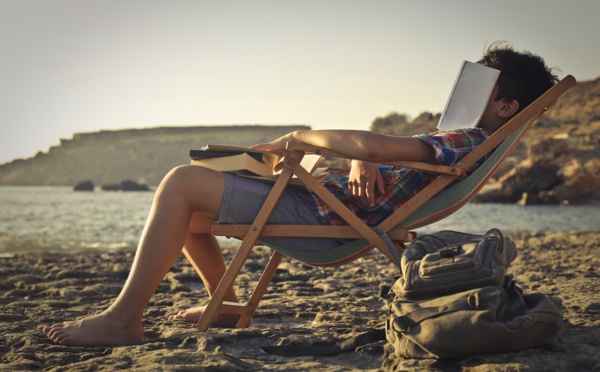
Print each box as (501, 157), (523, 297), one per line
(286, 142), (464, 176)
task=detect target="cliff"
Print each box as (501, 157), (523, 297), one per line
(2, 77), (598, 204)
(0, 125), (310, 187)
(474, 77), (600, 204)
(371, 77), (600, 204)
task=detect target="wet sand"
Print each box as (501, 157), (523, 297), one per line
(1, 230), (599, 371)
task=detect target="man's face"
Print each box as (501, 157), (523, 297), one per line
(478, 84), (504, 130)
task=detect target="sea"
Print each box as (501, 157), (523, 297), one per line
(1, 186), (599, 253)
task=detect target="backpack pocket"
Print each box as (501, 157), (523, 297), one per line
(418, 242), (483, 277)
(385, 283), (563, 359)
(395, 229), (517, 299)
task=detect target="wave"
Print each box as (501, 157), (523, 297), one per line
(0, 234), (138, 253)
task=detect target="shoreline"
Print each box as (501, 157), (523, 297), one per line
(2, 226), (599, 255)
(1, 230), (599, 371)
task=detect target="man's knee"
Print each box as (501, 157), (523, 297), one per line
(165, 164), (197, 181)
(158, 165), (225, 215)
(162, 165), (214, 188)
(155, 165), (199, 198)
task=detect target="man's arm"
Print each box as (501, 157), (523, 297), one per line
(251, 129), (436, 208)
(250, 130), (435, 163)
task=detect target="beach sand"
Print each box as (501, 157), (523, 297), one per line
(1, 230), (599, 371)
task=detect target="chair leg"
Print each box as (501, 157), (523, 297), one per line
(235, 250), (283, 328)
(197, 166), (295, 332)
(196, 236), (257, 331)
(196, 244), (284, 331)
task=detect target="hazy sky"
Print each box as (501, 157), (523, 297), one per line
(1, 0), (598, 164)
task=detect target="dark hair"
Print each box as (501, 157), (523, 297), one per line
(478, 41), (559, 112)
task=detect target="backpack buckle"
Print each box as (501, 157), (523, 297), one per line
(467, 291), (481, 309)
(439, 245), (461, 258)
(393, 316), (412, 333)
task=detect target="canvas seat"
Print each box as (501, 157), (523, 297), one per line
(195, 75), (576, 331)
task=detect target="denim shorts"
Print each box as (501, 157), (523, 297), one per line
(218, 173), (345, 253)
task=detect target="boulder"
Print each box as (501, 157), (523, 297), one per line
(475, 134), (600, 204)
(74, 180), (94, 191)
(101, 180), (150, 191)
(120, 180), (150, 191)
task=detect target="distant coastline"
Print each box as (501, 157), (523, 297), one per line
(0, 124), (310, 187)
(1, 77), (599, 204)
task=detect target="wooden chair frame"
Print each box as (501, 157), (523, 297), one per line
(195, 75), (576, 331)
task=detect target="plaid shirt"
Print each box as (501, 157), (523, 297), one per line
(308, 128), (492, 226)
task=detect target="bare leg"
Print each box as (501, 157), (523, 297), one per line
(167, 215), (247, 326)
(43, 165), (226, 346)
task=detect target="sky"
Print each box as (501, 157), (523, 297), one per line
(1, 0), (599, 164)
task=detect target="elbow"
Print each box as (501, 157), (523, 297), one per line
(361, 145), (390, 162)
(350, 135), (391, 161)
(364, 136), (435, 163)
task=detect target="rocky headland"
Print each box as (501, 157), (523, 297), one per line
(0, 125), (310, 187)
(1, 77), (598, 204)
(373, 77), (600, 205)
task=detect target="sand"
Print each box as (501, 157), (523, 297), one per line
(1, 230), (599, 371)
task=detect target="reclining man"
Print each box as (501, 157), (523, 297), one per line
(44, 42), (558, 347)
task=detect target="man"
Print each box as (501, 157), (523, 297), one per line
(43, 42), (558, 347)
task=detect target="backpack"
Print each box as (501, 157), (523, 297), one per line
(393, 228), (517, 299)
(263, 229), (563, 360)
(385, 228), (563, 359)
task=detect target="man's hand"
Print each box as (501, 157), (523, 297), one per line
(348, 160), (385, 209)
(250, 133), (296, 172)
(249, 133), (293, 155)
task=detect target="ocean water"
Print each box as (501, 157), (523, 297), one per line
(1, 186), (599, 253)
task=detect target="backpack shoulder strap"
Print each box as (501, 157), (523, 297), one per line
(262, 329), (386, 357)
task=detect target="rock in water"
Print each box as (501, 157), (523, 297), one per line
(74, 180), (94, 191)
(120, 180), (150, 191)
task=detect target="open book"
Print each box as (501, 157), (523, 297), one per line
(437, 61), (500, 131)
(190, 145), (326, 181)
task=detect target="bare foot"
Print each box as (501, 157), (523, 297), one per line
(168, 305), (251, 328)
(43, 311), (144, 347)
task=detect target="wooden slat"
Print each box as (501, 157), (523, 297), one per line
(213, 224), (411, 240)
(290, 163), (402, 267)
(243, 250), (284, 326)
(197, 158), (298, 331)
(218, 301), (255, 315)
(287, 142), (463, 175)
(379, 161), (464, 175)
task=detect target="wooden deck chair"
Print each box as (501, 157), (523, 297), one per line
(195, 75), (576, 331)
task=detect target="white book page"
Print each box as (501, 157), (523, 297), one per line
(437, 61), (500, 131)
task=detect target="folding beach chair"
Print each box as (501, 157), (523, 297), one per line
(195, 75), (576, 331)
